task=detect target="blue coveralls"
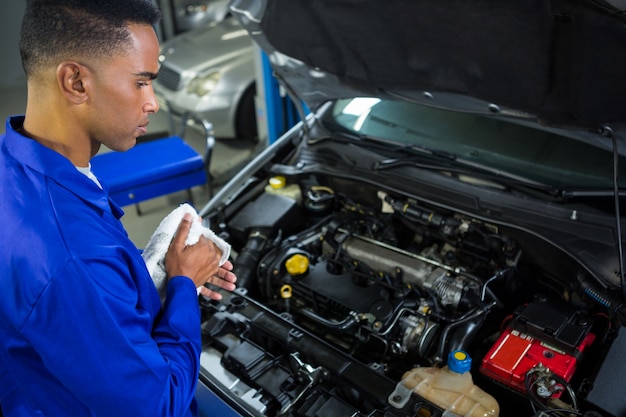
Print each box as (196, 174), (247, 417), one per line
(0, 116), (201, 416)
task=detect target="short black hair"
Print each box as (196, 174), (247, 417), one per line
(20, 0), (162, 77)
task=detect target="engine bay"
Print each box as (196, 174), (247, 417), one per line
(200, 167), (624, 417)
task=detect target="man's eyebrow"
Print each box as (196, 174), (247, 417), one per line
(135, 71), (158, 80)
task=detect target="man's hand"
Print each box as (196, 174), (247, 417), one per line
(164, 213), (237, 299)
(200, 260), (236, 300)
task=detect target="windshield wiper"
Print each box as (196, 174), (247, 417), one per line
(322, 131), (562, 196)
(560, 189), (626, 199)
(317, 128), (456, 159)
(372, 151), (562, 196)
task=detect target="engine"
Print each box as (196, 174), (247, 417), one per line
(200, 177), (610, 417)
(254, 191), (520, 368)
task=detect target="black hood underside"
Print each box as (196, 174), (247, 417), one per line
(232, 0), (626, 130)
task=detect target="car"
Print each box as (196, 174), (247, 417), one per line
(154, 15), (258, 141)
(193, 1), (626, 417)
(169, 0), (230, 33)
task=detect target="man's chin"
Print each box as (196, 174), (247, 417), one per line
(108, 138), (138, 152)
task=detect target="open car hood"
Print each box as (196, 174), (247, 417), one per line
(230, 0), (626, 145)
(193, 4), (626, 416)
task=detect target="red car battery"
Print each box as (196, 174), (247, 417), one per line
(480, 327), (595, 394)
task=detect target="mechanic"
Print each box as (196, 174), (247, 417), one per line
(0, 0), (237, 416)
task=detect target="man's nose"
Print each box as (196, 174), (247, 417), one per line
(145, 86), (160, 114)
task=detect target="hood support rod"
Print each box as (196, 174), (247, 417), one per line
(603, 126), (626, 302)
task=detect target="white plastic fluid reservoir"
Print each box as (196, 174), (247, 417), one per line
(392, 350), (499, 417)
(264, 176), (302, 203)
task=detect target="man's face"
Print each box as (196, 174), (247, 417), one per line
(86, 23), (160, 152)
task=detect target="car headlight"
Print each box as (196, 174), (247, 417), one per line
(181, 3), (210, 17)
(186, 71), (221, 97)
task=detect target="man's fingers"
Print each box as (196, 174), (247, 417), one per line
(207, 271), (237, 291)
(171, 213), (193, 249)
(199, 285), (222, 300)
(221, 260), (234, 271)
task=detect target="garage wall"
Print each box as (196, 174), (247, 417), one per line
(0, 2), (26, 90)
(0, 2), (173, 92)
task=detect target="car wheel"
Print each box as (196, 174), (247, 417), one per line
(235, 85), (258, 143)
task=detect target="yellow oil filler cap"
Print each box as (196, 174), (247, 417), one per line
(268, 176), (287, 189)
(285, 253), (309, 276)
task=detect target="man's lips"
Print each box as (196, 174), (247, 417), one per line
(137, 122), (149, 136)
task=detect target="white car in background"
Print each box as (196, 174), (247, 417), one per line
(154, 15), (258, 141)
(169, 0), (230, 33)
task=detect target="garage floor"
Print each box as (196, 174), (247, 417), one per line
(0, 83), (263, 248)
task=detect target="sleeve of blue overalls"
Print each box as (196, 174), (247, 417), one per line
(19, 255), (202, 417)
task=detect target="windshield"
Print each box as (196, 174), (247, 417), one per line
(326, 98), (626, 189)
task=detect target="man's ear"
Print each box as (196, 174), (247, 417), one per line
(56, 61), (89, 104)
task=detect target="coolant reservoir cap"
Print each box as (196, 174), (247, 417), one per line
(269, 176), (286, 189)
(285, 253), (309, 276)
(448, 350), (472, 374)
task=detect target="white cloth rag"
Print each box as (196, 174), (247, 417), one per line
(142, 203), (231, 302)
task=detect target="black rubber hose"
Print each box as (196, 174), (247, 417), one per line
(232, 228), (271, 289)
